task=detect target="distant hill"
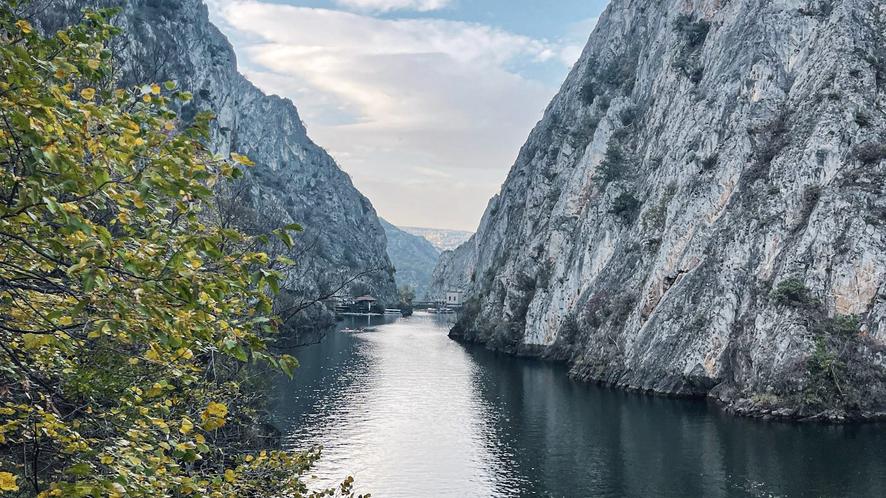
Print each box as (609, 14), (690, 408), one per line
(400, 226), (474, 252)
(381, 220), (441, 301)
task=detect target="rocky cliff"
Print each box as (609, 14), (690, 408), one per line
(380, 219), (439, 300)
(427, 236), (475, 301)
(32, 0), (397, 337)
(441, 0), (886, 420)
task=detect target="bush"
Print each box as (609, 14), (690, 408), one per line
(674, 15), (711, 48)
(855, 111), (871, 128)
(672, 15), (711, 83)
(610, 193), (642, 224)
(596, 141), (629, 184)
(757, 112), (790, 166)
(642, 183), (677, 231)
(579, 79), (597, 106)
(772, 278), (813, 306)
(817, 315), (861, 336)
(599, 55), (639, 93)
(620, 105), (639, 126)
(853, 141), (886, 165)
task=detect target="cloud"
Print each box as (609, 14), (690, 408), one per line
(332, 0), (451, 13)
(558, 16), (598, 66)
(206, 1), (582, 230)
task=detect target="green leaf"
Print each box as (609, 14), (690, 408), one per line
(82, 270), (96, 293)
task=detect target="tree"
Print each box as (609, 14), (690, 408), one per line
(399, 286), (416, 305)
(398, 286), (415, 317)
(0, 5), (360, 497)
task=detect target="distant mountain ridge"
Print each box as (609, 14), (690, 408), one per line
(381, 220), (440, 301)
(400, 226), (474, 252)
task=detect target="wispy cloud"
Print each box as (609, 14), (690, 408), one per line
(333, 0), (451, 13)
(206, 0), (591, 230)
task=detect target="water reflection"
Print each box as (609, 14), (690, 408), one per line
(272, 313), (886, 497)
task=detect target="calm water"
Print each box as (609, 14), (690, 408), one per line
(271, 313), (886, 497)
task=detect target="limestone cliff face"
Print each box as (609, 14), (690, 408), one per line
(440, 0), (886, 419)
(34, 0), (397, 335)
(427, 236), (475, 300)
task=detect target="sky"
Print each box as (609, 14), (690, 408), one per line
(204, 0), (609, 231)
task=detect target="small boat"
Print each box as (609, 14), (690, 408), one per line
(427, 307), (456, 315)
(341, 327), (378, 333)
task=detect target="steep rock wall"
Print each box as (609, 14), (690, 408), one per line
(443, 0), (886, 420)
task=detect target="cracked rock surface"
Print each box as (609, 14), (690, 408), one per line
(433, 0), (886, 420)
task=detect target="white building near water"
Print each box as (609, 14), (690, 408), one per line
(445, 290), (463, 307)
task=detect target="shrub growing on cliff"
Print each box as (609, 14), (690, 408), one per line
(0, 7), (348, 497)
(609, 193), (642, 224)
(853, 141), (886, 165)
(579, 79), (597, 106)
(596, 141), (629, 184)
(815, 314), (861, 337)
(772, 278), (814, 306)
(672, 14), (710, 83)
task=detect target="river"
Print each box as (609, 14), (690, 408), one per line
(271, 313), (886, 497)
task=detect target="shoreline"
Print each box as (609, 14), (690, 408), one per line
(448, 330), (886, 425)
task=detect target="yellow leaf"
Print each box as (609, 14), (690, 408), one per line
(87, 59), (100, 70)
(100, 455), (114, 465)
(130, 193), (145, 209)
(80, 88), (96, 101)
(180, 417), (194, 435)
(108, 483), (126, 498)
(224, 469), (235, 483)
(0, 472), (19, 492)
(204, 402), (227, 418)
(58, 316), (73, 326)
(22, 334), (51, 350)
(15, 20), (32, 34)
(145, 345), (161, 362)
(230, 153), (255, 167)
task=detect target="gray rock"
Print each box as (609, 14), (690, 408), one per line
(437, 0), (886, 417)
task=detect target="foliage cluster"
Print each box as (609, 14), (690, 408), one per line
(853, 141), (886, 165)
(771, 278), (814, 306)
(672, 14), (710, 83)
(804, 315), (862, 410)
(0, 5), (360, 497)
(642, 183), (677, 232)
(609, 193), (641, 224)
(596, 140), (629, 185)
